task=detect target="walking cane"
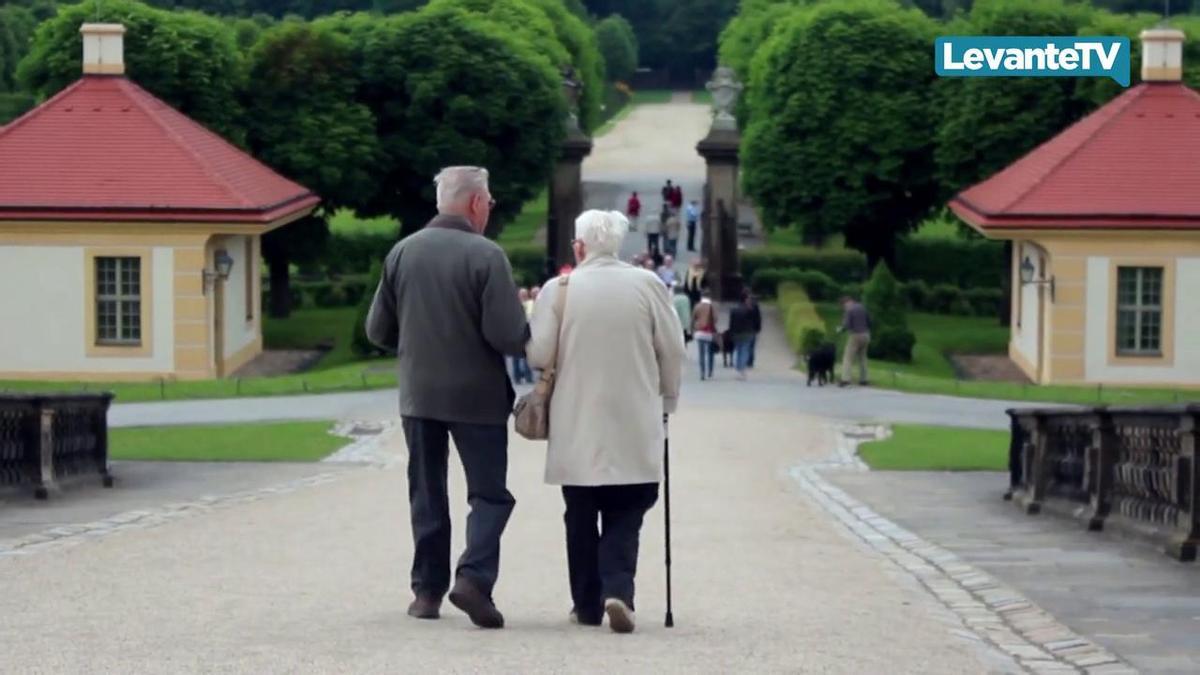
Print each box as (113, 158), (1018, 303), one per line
(663, 413), (675, 628)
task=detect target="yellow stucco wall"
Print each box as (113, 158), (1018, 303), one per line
(0, 222), (281, 382)
(1003, 231), (1200, 386)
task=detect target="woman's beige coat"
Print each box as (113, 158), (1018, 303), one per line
(526, 255), (686, 486)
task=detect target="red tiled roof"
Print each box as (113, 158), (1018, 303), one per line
(950, 82), (1200, 231)
(0, 75), (318, 223)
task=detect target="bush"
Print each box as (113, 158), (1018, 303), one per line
(342, 281), (368, 306)
(895, 237), (1005, 287)
(777, 282), (825, 356)
(864, 263), (907, 328)
(928, 283), (963, 314)
(326, 232), (395, 276)
(964, 287), (1004, 317)
(902, 279), (930, 310)
(502, 243), (546, 287)
(748, 268), (839, 300)
(868, 326), (916, 362)
(352, 262), (385, 358)
(311, 283), (346, 308)
(741, 248), (867, 284)
(862, 262), (914, 362)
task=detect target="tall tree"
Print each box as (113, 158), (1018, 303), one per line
(933, 0), (1096, 197)
(595, 14), (638, 82)
(742, 0), (938, 267)
(243, 21), (380, 317)
(18, 0), (247, 145)
(658, 0), (738, 83)
(349, 6), (565, 237)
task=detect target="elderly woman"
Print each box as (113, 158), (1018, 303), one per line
(527, 209), (686, 634)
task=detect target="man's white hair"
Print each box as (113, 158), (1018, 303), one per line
(575, 209), (629, 257)
(434, 166), (489, 211)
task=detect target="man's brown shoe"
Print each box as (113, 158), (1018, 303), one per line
(407, 595), (441, 620)
(448, 577), (504, 629)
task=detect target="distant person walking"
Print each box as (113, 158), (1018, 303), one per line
(670, 184), (683, 213)
(683, 257), (707, 307)
(510, 288), (535, 383)
(685, 200), (700, 252)
(662, 208), (681, 256)
(837, 295), (871, 387)
(645, 203), (662, 255)
(626, 191), (641, 232)
(673, 285), (693, 345)
(692, 294), (717, 380)
(661, 179), (674, 206)
(657, 254), (677, 287)
(745, 290), (761, 369)
(728, 295), (756, 380)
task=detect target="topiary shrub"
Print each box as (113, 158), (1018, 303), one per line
(352, 262), (387, 358)
(928, 283), (964, 314)
(868, 325), (915, 362)
(863, 262), (914, 362)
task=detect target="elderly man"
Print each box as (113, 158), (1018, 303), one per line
(366, 166), (528, 629)
(527, 209), (686, 634)
(837, 294), (872, 387)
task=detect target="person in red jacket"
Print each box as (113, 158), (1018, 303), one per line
(670, 185), (683, 212)
(625, 191), (641, 231)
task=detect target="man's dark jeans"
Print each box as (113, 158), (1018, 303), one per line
(686, 220), (697, 251)
(402, 417), (515, 599)
(562, 483), (659, 624)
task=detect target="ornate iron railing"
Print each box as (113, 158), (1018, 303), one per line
(0, 393), (114, 499)
(1007, 405), (1200, 562)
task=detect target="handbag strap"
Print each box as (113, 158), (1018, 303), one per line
(539, 275), (570, 384)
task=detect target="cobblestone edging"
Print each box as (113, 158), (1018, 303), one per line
(0, 423), (401, 560)
(789, 425), (1135, 675)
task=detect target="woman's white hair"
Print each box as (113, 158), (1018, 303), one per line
(574, 209), (629, 257)
(434, 166), (489, 211)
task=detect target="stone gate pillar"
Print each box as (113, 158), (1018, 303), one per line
(696, 66), (744, 301)
(545, 70), (593, 276)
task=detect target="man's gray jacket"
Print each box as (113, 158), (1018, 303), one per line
(366, 215), (530, 426)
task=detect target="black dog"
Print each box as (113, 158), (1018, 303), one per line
(720, 330), (735, 367)
(806, 342), (836, 386)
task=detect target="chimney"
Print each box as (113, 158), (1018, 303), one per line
(80, 23), (126, 76)
(1140, 26), (1185, 82)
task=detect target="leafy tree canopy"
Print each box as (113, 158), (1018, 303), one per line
(18, 0), (247, 144)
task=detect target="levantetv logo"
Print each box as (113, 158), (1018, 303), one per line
(936, 36), (1131, 87)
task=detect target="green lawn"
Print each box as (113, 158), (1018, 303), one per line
(0, 308), (395, 402)
(816, 305), (1008, 379)
(810, 304), (1197, 405)
(328, 209), (398, 237)
(858, 424), (1008, 471)
(263, 307), (360, 370)
(111, 420), (350, 462)
(692, 89), (713, 105)
(497, 189), (547, 244)
(631, 89), (673, 104)
(763, 226), (845, 251)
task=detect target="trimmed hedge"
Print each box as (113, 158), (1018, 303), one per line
(895, 237), (1004, 287)
(325, 232), (396, 276)
(743, 238), (1003, 292)
(741, 248), (867, 284)
(863, 263), (914, 363)
(778, 282), (828, 357)
(753, 268), (1002, 317)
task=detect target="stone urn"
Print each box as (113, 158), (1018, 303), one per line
(562, 66), (582, 132)
(706, 66), (743, 131)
